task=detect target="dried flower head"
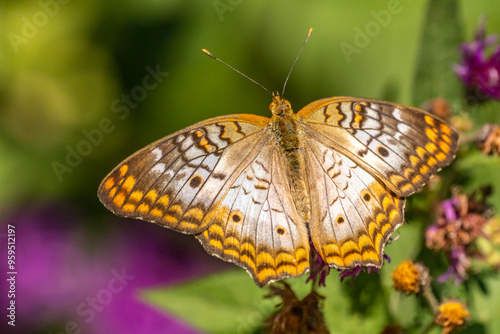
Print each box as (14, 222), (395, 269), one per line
(391, 261), (422, 294)
(263, 282), (328, 334)
(422, 98), (452, 120)
(475, 123), (500, 155)
(435, 301), (469, 334)
(426, 188), (492, 283)
(380, 324), (404, 334)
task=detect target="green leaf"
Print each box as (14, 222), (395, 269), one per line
(141, 269), (391, 333)
(467, 101), (500, 130)
(470, 275), (500, 333)
(413, 0), (464, 108)
(141, 270), (276, 334)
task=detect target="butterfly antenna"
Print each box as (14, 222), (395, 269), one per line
(202, 49), (272, 96)
(281, 28), (313, 97)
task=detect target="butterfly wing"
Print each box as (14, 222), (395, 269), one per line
(304, 139), (404, 269)
(298, 97), (458, 269)
(98, 114), (309, 286)
(298, 97), (459, 197)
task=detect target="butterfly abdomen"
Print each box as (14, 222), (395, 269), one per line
(285, 149), (311, 224)
(271, 111), (311, 224)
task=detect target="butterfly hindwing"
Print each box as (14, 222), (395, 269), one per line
(197, 143), (310, 286)
(298, 97), (459, 197)
(305, 140), (405, 269)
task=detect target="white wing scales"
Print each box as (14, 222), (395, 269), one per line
(197, 144), (310, 287)
(305, 139), (405, 269)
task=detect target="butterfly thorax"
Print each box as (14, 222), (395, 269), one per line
(270, 94), (311, 224)
(270, 95), (300, 151)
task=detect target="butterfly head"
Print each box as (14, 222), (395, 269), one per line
(270, 92), (293, 116)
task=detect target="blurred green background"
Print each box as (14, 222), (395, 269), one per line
(1, 0), (500, 333)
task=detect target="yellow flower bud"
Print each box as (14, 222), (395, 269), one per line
(391, 261), (421, 294)
(435, 301), (469, 334)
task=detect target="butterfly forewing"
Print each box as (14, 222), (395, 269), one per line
(298, 97), (459, 197)
(98, 114), (269, 234)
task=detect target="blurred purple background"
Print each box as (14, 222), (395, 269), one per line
(0, 203), (229, 334)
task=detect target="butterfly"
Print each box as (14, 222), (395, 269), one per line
(98, 86), (458, 286)
(98, 29), (458, 286)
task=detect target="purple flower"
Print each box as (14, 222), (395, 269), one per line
(338, 254), (390, 282)
(476, 123), (500, 155)
(437, 248), (471, 285)
(339, 266), (378, 282)
(307, 241), (330, 287)
(442, 197), (460, 222)
(454, 17), (500, 101)
(0, 204), (226, 334)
